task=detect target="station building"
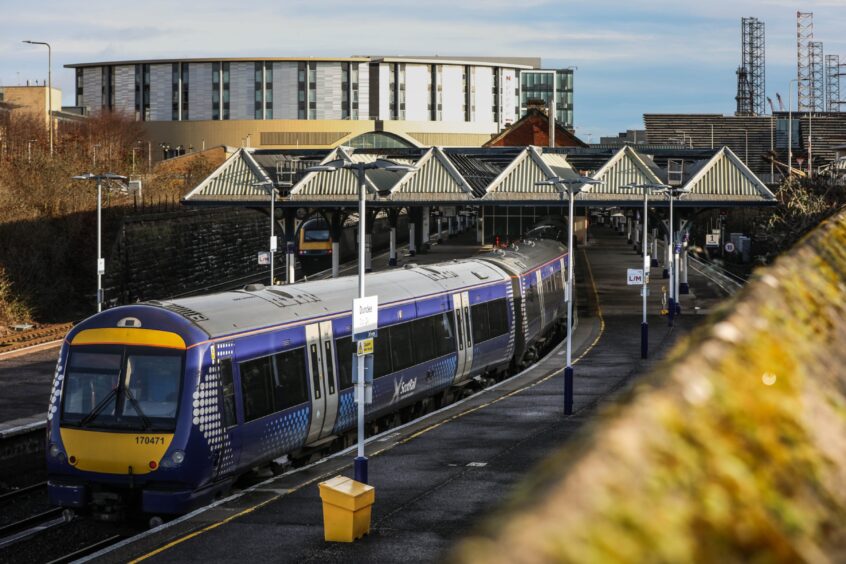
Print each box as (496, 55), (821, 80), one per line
(65, 56), (573, 153)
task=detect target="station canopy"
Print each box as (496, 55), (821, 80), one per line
(183, 145), (776, 208)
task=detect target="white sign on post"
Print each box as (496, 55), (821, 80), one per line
(257, 251), (270, 265)
(705, 233), (720, 247)
(627, 268), (644, 285)
(353, 296), (378, 341)
(270, 235), (278, 252)
(97, 258), (105, 275)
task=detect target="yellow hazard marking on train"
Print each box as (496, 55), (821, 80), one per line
(71, 328), (187, 350)
(129, 248), (605, 562)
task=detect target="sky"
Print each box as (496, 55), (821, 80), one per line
(2, 0), (846, 139)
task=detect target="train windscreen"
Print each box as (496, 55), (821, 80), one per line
(303, 229), (330, 242)
(60, 346), (184, 431)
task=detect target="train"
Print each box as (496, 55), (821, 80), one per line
(45, 236), (569, 522)
(297, 217), (333, 259)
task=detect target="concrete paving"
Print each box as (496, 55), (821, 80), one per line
(87, 224), (726, 564)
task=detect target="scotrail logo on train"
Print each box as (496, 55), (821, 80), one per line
(392, 376), (417, 403)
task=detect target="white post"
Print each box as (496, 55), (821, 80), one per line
(96, 179), (103, 312)
(563, 185), (575, 414)
(651, 227), (659, 266)
(269, 186), (275, 286)
(365, 233), (372, 271)
(409, 221), (416, 255)
(355, 164), (367, 480)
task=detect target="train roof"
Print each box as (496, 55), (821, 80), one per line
(140, 239), (565, 340)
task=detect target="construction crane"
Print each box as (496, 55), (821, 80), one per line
(775, 93), (785, 111)
(767, 97), (776, 113)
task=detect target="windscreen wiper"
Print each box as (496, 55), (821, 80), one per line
(79, 387), (118, 427)
(122, 387), (153, 431)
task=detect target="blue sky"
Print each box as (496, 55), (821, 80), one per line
(3, 0), (845, 138)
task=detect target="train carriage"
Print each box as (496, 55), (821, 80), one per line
(46, 238), (567, 520)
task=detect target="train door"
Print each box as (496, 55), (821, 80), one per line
(304, 321), (339, 444)
(452, 291), (474, 380)
(535, 270), (546, 329)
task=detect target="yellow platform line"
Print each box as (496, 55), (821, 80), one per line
(131, 247), (605, 563)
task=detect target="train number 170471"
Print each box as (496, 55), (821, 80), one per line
(135, 436), (164, 445)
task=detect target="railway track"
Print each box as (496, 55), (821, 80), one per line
(0, 507), (67, 550)
(0, 323), (72, 355)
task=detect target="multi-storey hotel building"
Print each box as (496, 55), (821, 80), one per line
(66, 56), (572, 151)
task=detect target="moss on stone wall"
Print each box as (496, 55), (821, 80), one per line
(453, 209), (846, 563)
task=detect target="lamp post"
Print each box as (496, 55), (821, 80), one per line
(788, 78), (799, 176)
(253, 180), (279, 285)
(22, 40), (52, 157)
(536, 175), (602, 415)
(622, 183), (670, 358)
(305, 157), (415, 484)
(72, 172), (128, 312)
(665, 186), (690, 327)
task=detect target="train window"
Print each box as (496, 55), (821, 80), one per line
(122, 353), (182, 419)
(412, 316), (436, 364)
(240, 356), (275, 422)
(389, 322), (414, 372)
(303, 229), (330, 242)
(455, 309), (464, 351)
(62, 351), (122, 419)
(434, 312), (456, 357)
(219, 359), (237, 427)
(323, 341), (336, 395)
(335, 337), (354, 389)
(471, 302), (490, 343)
(488, 299), (509, 338)
(463, 306), (472, 346)
(273, 348), (309, 410)
(374, 331), (392, 377)
(525, 282), (541, 323)
(309, 344), (321, 400)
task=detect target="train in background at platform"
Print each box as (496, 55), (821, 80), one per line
(45, 236), (568, 521)
(297, 217), (332, 259)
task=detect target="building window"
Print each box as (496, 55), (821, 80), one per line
(181, 63), (189, 120)
(212, 62), (220, 120)
(134, 63), (150, 121)
(308, 62), (316, 120)
(297, 62), (306, 119)
(342, 62), (350, 119)
(493, 67), (500, 123)
(222, 62), (230, 120)
(171, 63), (179, 120)
(101, 66), (113, 111)
(254, 62), (274, 120)
(75, 68), (83, 107)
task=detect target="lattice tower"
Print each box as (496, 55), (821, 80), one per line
(827, 55), (844, 111)
(810, 41), (825, 111)
(740, 17), (766, 115)
(797, 11), (814, 111)
(735, 67), (752, 116)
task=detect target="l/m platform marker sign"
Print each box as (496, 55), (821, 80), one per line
(627, 268), (644, 285)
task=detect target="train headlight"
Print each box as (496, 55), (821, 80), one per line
(171, 450), (186, 466)
(49, 443), (66, 463)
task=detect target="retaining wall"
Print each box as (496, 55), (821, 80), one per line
(455, 208), (846, 562)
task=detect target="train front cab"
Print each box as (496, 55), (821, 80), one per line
(46, 319), (214, 517)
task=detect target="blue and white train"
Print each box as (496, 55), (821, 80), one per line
(46, 238), (568, 519)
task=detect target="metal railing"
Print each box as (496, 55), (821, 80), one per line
(687, 253), (746, 295)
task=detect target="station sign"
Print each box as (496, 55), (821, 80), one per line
(705, 233), (720, 247)
(724, 242), (736, 253)
(627, 269), (644, 285)
(353, 295), (378, 341)
(257, 251), (270, 265)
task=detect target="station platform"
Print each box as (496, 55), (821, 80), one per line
(85, 224), (725, 563)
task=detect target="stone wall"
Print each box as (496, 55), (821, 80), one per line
(455, 208), (846, 562)
(105, 207), (269, 304)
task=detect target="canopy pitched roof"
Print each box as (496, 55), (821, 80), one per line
(484, 146), (582, 201)
(389, 147), (474, 202)
(681, 147), (775, 202)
